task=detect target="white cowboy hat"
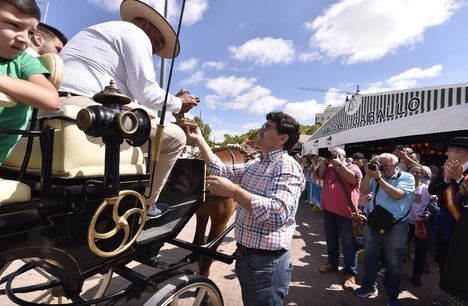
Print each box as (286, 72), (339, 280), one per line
(120, 0), (180, 58)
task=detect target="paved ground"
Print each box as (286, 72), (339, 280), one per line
(0, 200), (439, 305)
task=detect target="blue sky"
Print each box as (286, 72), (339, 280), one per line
(41, 0), (467, 141)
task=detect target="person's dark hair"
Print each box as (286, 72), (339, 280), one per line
(37, 23), (68, 45)
(1, 0), (41, 20)
(266, 111), (300, 152)
(352, 152), (364, 159)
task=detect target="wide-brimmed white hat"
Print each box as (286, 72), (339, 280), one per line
(120, 0), (180, 58)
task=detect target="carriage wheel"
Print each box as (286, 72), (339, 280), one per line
(0, 259), (113, 305)
(143, 274), (223, 306)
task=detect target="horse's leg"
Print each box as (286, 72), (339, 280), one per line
(199, 198), (236, 277)
(193, 205), (209, 246)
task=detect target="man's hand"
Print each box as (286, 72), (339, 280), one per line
(184, 124), (203, 143)
(178, 92), (199, 113)
(365, 164), (381, 180)
(330, 157), (343, 169)
(445, 160), (464, 182)
(205, 175), (237, 198)
(393, 149), (406, 159)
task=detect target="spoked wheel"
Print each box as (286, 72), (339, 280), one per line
(0, 259), (112, 305)
(143, 274), (223, 306)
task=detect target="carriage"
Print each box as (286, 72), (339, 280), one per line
(0, 78), (236, 305)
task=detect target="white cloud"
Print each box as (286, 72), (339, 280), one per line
(206, 75), (256, 97)
(209, 129), (241, 143)
(180, 71), (206, 86)
(210, 116), (223, 124)
(222, 86), (271, 110)
(299, 51), (322, 63)
(177, 58), (198, 71)
(229, 37), (295, 66)
(202, 61), (226, 70)
(205, 76), (286, 114)
(305, 0), (461, 64)
(386, 65), (443, 89)
(249, 95), (288, 115)
(87, 0), (208, 26)
(323, 89), (347, 107)
(243, 122), (261, 130)
(204, 94), (221, 109)
(282, 99), (326, 124)
(182, 0), (209, 25)
(365, 64), (443, 92)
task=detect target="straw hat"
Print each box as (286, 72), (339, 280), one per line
(120, 0), (180, 58)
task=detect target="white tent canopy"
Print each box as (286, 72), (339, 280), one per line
(304, 82), (468, 154)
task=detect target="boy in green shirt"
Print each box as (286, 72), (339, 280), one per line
(0, 0), (59, 164)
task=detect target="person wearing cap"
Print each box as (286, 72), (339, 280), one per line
(434, 136), (468, 306)
(428, 137), (468, 303)
(53, 0), (198, 216)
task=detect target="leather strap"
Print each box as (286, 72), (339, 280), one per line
(333, 167), (357, 213)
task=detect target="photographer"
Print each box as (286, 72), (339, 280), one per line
(315, 148), (362, 290)
(354, 153), (415, 306)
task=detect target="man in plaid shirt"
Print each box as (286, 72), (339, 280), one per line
(186, 111), (305, 306)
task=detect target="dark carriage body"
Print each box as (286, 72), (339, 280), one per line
(0, 157), (206, 293)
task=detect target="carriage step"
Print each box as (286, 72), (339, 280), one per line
(136, 193), (201, 245)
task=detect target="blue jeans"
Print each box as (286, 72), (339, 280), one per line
(362, 221), (408, 299)
(323, 210), (358, 276)
(235, 249), (292, 306)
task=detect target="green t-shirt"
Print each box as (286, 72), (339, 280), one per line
(0, 52), (50, 164)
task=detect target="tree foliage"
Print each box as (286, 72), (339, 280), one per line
(189, 118), (322, 147)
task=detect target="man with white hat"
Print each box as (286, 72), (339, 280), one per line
(55, 0), (199, 215)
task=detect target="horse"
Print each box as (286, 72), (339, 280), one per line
(192, 145), (250, 277)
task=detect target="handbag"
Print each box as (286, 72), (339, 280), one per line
(367, 176), (410, 235)
(334, 169), (367, 237)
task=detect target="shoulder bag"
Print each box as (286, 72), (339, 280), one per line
(366, 175), (410, 235)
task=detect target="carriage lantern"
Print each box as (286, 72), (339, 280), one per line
(76, 80), (151, 257)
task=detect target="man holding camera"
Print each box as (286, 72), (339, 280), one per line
(355, 153), (415, 306)
(315, 147), (362, 290)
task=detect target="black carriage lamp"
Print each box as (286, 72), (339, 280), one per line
(326, 136), (332, 145)
(76, 80), (151, 147)
(76, 80), (151, 258)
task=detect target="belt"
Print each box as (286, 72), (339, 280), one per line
(236, 243), (286, 256)
(58, 91), (81, 97)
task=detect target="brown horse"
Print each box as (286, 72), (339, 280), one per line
(193, 145), (249, 277)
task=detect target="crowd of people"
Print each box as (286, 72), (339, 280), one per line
(296, 138), (468, 306)
(0, 0), (466, 306)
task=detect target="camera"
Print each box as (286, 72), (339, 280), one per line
(395, 145), (404, 151)
(318, 148), (338, 160)
(368, 161), (383, 171)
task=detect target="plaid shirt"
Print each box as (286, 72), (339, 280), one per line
(208, 149), (305, 250)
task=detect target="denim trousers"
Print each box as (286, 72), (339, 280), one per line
(323, 210), (358, 276)
(362, 221), (408, 299)
(235, 249), (293, 306)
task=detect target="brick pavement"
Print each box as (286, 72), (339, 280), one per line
(0, 200), (440, 305)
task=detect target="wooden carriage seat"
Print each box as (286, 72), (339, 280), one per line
(0, 178), (31, 204)
(2, 104), (146, 178)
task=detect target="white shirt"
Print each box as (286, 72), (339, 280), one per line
(59, 21), (181, 113)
